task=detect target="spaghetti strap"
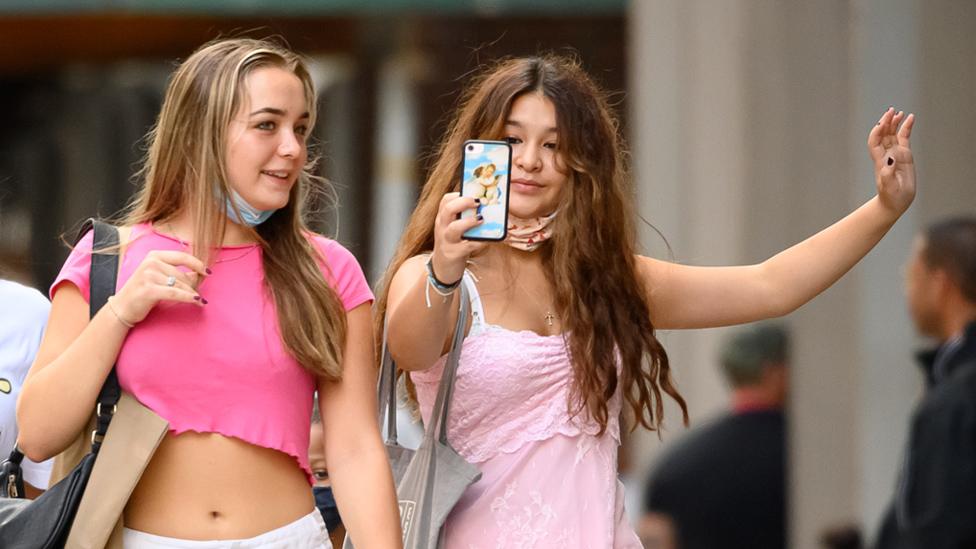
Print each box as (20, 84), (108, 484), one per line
(461, 271), (487, 335)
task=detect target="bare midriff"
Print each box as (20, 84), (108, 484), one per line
(124, 431), (313, 540)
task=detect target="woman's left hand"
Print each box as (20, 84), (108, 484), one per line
(868, 107), (916, 215)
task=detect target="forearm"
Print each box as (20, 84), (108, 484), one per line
(760, 196), (900, 315)
(329, 442), (402, 548)
(321, 304), (402, 546)
(386, 258), (458, 371)
(17, 306), (128, 461)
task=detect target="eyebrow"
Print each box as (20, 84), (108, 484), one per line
(249, 107), (310, 119)
(505, 120), (557, 134)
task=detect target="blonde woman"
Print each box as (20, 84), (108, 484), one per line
(17, 38), (400, 548)
(377, 56), (915, 547)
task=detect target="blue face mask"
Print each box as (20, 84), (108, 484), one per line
(313, 486), (342, 533)
(225, 189), (275, 226)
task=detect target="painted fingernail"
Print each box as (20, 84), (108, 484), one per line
(205, 268), (213, 275)
(201, 297), (209, 305)
(193, 295), (201, 301)
(474, 198), (481, 204)
(477, 214), (484, 221)
(887, 157), (894, 166)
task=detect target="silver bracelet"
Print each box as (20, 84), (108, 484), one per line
(106, 296), (136, 329)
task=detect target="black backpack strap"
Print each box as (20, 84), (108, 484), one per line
(83, 219), (122, 453)
(1, 219), (123, 494)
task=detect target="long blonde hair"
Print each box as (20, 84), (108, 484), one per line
(126, 37), (347, 379)
(376, 55), (688, 433)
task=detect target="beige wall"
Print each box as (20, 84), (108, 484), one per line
(629, 0), (976, 547)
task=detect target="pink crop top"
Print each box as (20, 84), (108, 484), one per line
(50, 223), (374, 483)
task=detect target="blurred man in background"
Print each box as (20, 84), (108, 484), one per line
(640, 323), (789, 549)
(0, 278), (53, 498)
(876, 216), (976, 548)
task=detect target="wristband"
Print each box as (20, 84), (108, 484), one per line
(426, 257), (462, 294)
(424, 257), (462, 308)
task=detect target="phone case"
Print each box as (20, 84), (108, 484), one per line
(460, 140), (512, 241)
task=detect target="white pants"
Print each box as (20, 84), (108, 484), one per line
(122, 510), (332, 549)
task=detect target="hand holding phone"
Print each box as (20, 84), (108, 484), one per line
(460, 140), (511, 241)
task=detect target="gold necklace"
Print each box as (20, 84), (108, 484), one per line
(513, 275), (557, 327)
(473, 259), (557, 328)
(164, 223), (258, 264)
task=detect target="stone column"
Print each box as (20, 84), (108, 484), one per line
(627, 1), (976, 546)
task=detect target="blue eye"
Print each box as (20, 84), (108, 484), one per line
(256, 121), (276, 131)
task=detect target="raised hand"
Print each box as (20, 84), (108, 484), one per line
(868, 107), (916, 215)
(430, 192), (487, 284)
(111, 250), (210, 326)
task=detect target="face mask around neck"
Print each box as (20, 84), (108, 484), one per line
(312, 486), (342, 533)
(505, 211), (557, 251)
(225, 189), (275, 227)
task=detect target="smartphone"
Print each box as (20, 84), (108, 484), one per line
(459, 139), (512, 241)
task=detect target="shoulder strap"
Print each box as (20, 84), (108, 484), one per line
(377, 323), (399, 445)
(430, 283), (470, 446)
(377, 283), (472, 447)
(81, 218), (122, 454)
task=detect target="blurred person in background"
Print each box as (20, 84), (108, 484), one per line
(0, 278), (53, 498)
(16, 38), (400, 548)
(875, 216), (976, 549)
(309, 393), (346, 548)
(639, 323), (789, 549)
(376, 52), (915, 548)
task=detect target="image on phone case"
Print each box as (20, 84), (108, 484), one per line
(461, 143), (509, 239)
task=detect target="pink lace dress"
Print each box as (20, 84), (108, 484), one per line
(410, 275), (642, 548)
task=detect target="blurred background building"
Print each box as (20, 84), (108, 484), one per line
(0, 0), (626, 285)
(0, 1), (973, 547)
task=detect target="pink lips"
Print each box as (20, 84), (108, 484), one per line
(511, 178), (543, 194)
(260, 169), (294, 187)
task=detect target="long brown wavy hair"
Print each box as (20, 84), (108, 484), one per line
(375, 55), (688, 433)
(125, 38), (347, 379)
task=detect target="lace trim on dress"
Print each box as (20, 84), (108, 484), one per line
(412, 325), (622, 464)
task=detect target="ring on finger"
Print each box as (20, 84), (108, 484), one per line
(165, 275), (177, 287)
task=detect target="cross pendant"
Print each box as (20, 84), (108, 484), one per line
(545, 311), (555, 326)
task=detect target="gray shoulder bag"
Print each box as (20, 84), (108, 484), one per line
(345, 283), (482, 549)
